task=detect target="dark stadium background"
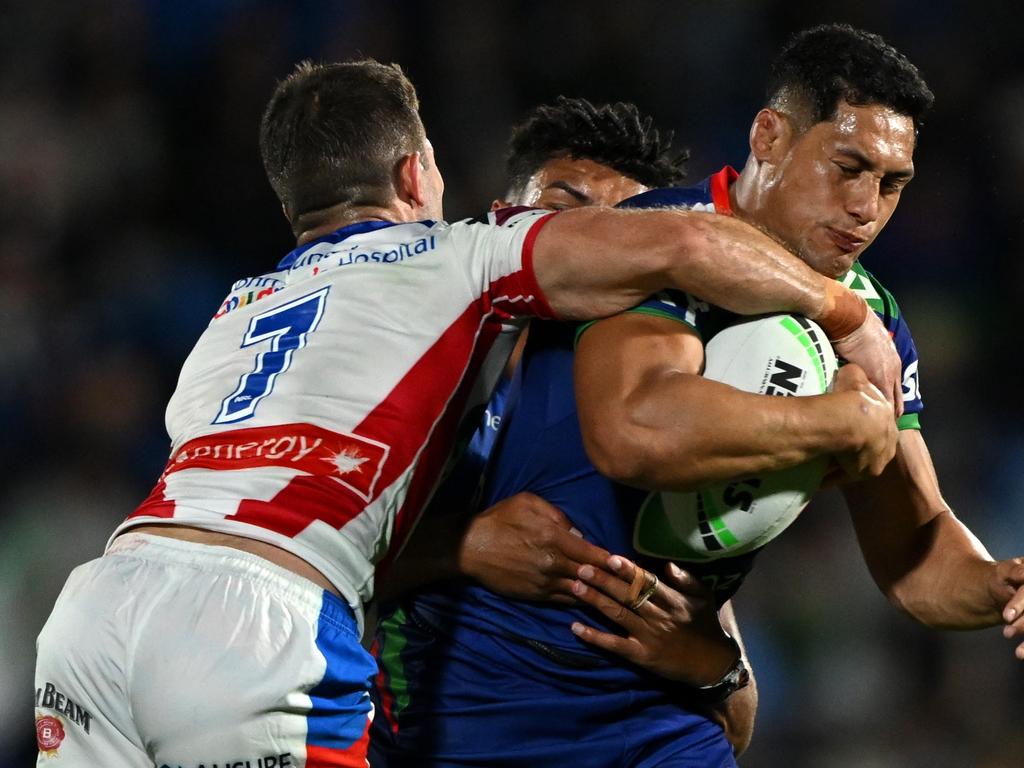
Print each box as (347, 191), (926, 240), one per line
(3, 2), (1022, 766)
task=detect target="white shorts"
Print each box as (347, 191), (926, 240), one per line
(35, 532), (376, 767)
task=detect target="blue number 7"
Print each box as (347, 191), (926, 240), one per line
(213, 287), (330, 424)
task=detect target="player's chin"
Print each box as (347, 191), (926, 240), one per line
(810, 247), (859, 280)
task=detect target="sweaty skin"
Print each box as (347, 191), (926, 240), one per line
(731, 102), (915, 279)
(514, 156), (648, 210)
(602, 98), (1024, 650)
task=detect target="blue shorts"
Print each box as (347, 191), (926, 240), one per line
(370, 603), (737, 768)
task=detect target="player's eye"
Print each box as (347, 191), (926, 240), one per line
(834, 162), (860, 177)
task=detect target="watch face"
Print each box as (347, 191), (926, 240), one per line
(697, 657), (749, 706)
(732, 661), (751, 690)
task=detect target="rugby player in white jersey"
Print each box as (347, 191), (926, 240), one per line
(34, 60), (901, 767)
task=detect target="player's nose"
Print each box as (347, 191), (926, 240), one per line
(845, 175), (881, 225)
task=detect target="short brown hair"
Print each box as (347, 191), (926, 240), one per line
(259, 59), (426, 219)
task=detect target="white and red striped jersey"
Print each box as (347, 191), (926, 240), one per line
(113, 209), (556, 628)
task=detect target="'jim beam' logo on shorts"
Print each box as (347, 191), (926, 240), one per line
(35, 682), (92, 757)
(36, 714), (65, 757)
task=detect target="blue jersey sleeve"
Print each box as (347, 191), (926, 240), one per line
(617, 184), (714, 210)
(892, 312), (922, 429)
(575, 290), (710, 347)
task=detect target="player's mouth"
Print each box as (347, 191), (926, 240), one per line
(826, 228), (866, 254)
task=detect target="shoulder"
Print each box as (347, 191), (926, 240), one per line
(454, 207), (556, 230)
(840, 262), (902, 324)
(618, 184), (714, 211)
(211, 269), (289, 321)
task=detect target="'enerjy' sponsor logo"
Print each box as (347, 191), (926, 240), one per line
(35, 682), (92, 734)
(164, 423), (390, 502)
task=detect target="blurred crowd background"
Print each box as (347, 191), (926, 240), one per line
(2, 1), (1022, 766)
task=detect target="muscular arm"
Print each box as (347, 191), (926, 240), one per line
(844, 429), (1024, 630)
(574, 311), (895, 491)
(533, 207), (835, 323)
(375, 491), (613, 605)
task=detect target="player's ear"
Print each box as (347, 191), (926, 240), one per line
(396, 151), (427, 209)
(281, 202), (292, 223)
(490, 198), (512, 211)
(749, 108), (791, 162)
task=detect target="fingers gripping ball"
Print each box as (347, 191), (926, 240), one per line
(634, 314), (838, 562)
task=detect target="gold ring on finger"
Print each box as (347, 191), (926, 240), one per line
(629, 571), (659, 611)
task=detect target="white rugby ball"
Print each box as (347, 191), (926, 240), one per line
(633, 313), (838, 562)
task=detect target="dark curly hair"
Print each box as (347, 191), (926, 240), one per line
(504, 96), (688, 199)
(767, 23), (934, 133)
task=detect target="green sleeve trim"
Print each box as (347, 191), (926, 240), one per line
(844, 262), (901, 320)
(573, 306), (701, 348)
(574, 320), (597, 346)
(897, 412), (921, 431)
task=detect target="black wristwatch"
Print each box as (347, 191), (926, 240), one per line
(691, 636), (751, 707)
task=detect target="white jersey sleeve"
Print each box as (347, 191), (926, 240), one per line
(444, 207), (559, 319)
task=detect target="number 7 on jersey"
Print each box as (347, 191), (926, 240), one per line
(214, 287), (330, 424)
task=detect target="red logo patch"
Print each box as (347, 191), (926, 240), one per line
(36, 714), (65, 754)
(163, 423), (390, 502)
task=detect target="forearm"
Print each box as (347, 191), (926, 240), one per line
(844, 430), (1005, 629)
(710, 601), (758, 756)
(534, 207), (862, 334)
(584, 372), (856, 491)
(882, 510), (1001, 629)
(715, 675), (758, 757)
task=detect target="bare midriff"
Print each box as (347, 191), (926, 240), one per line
(125, 524), (342, 598)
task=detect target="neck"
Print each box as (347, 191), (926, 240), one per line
(294, 202), (413, 246)
(728, 155), (765, 226)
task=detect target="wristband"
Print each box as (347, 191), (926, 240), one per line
(689, 635), (750, 707)
(816, 281), (867, 341)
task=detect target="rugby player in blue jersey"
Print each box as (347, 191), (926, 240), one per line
(370, 97), (774, 760)
(370, 97), (894, 764)
(370, 25), (1024, 767)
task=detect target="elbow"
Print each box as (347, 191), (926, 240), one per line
(870, 562), (922, 624)
(581, 415), (703, 490)
(885, 581), (918, 621)
(581, 417), (656, 487)
(887, 585), (942, 629)
(884, 574), (953, 630)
